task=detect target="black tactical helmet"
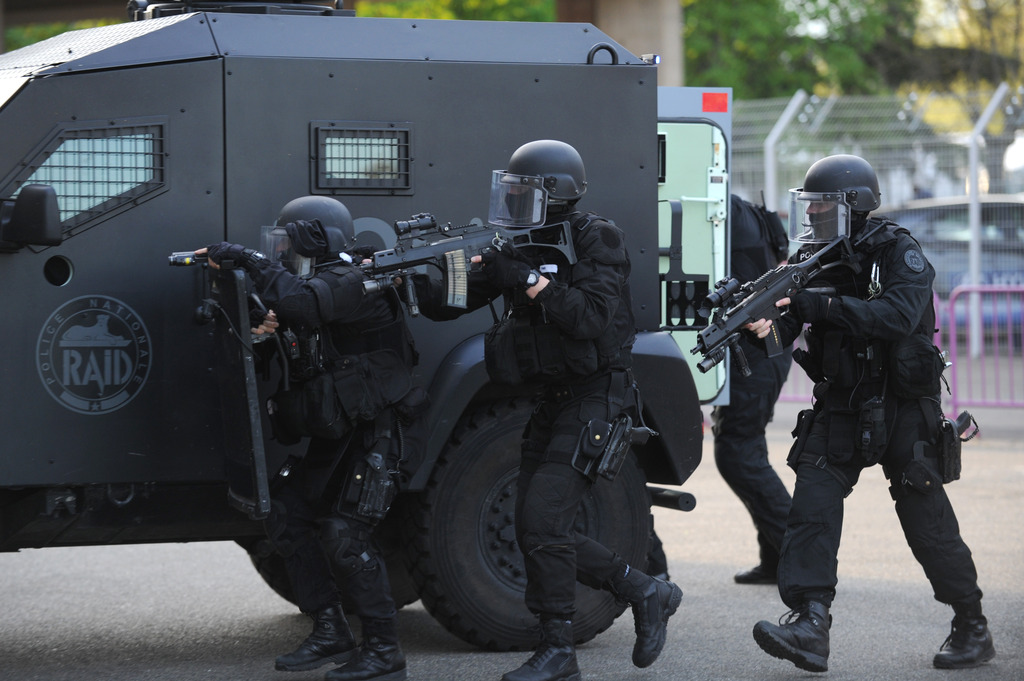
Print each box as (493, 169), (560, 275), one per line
(506, 139), (587, 203)
(275, 195), (355, 252)
(801, 154), (881, 213)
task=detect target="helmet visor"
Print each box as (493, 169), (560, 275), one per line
(488, 171), (547, 228)
(261, 225), (311, 276)
(788, 190), (851, 244)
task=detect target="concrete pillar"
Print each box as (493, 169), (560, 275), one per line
(593, 0), (683, 87)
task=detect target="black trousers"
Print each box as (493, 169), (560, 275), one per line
(712, 347), (793, 568)
(514, 370), (636, 619)
(778, 396), (982, 610)
(264, 429), (397, 625)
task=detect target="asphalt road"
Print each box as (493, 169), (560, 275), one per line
(1, 402), (1021, 681)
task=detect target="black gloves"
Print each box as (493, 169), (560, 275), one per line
(479, 248), (536, 290)
(205, 242), (268, 273)
(789, 290), (832, 323)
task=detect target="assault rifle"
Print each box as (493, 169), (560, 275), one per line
(359, 213), (577, 316)
(169, 213), (577, 317)
(691, 235), (857, 377)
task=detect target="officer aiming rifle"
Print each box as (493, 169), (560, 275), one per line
(173, 212), (577, 318)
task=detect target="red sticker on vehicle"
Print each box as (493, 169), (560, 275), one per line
(703, 92), (729, 112)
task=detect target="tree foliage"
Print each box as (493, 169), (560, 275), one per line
(911, 0), (1024, 88)
(5, 19), (122, 53)
(356, 0), (554, 22)
(682, 0), (811, 99)
(684, 0), (1024, 97)
(683, 0), (917, 98)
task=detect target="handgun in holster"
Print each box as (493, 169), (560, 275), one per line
(357, 451), (396, 521)
(571, 414), (657, 482)
(937, 410), (979, 484)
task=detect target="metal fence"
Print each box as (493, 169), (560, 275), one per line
(733, 85), (1024, 306)
(778, 286), (1024, 418)
(735, 86), (1024, 413)
(732, 84), (1024, 212)
(941, 285), (1024, 416)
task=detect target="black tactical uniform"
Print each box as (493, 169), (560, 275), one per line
(712, 195), (793, 585)
(206, 197), (424, 681)
(416, 140), (682, 681)
(750, 155), (994, 673)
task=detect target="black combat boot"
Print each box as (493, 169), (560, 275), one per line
(610, 564), (684, 668)
(275, 603), (356, 671)
(734, 563), (777, 585)
(501, 618), (581, 681)
(752, 601), (831, 672)
(933, 601), (996, 669)
(325, 618), (407, 681)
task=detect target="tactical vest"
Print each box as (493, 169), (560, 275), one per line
(270, 268), (418, 441)
(483, 211), (632, 385)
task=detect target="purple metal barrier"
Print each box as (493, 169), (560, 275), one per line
(941, 285), (1024, 416)
(778, 286), (1024, 418)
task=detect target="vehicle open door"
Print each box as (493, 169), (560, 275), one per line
(658, 86), (732, 405)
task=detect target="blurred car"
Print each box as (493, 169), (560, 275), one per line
(878, 194), (1024, 298)
(878, 195), (1024, 339)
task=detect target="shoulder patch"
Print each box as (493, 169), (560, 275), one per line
(904, 249), (926, 273)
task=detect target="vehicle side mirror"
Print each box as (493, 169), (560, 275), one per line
(1, 184), (63, 249)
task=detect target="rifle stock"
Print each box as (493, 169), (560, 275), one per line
(690, 236), (854, 376)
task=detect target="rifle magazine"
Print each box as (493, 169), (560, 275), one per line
(444, 249), (469, 308)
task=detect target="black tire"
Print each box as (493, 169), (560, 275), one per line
(405, 398), (651, 651)
(237, 496), (421, 611)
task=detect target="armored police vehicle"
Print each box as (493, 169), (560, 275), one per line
(0, 1), (730, 650)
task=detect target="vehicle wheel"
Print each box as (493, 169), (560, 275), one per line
(237, 498), (420, 611)
(405, 398), (652, 651)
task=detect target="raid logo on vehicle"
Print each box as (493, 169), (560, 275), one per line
(37, 296), (151, 415)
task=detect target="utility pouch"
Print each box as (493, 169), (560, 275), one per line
(356, 452), (397, 521)
(334, 349), (412, 422)
(571, 418), (611, 480)
(485, 315), (595, 385)
(786, 408), (816, 470)
(891, 335), (944, 399)
(268, 371), (352, 442)
(827, 409), (857, 465)
(857, 396), (889, 464)
(268, 349), (411, 442)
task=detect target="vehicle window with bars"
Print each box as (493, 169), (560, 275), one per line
(313, 123), (412, 194)
(8, 121), (166, 236)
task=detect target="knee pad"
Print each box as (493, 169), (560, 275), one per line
(320, 517), (375, 577)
